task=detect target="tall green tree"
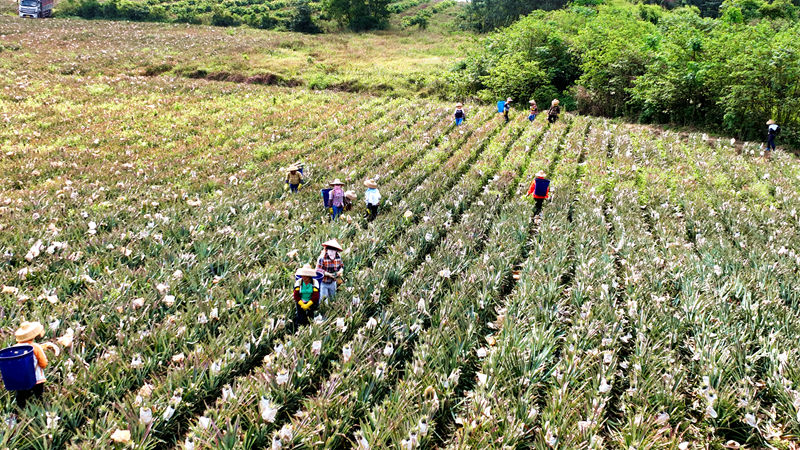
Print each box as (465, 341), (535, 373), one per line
(324, 0), (391, 31)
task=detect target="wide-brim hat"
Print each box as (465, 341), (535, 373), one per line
(345, 190), (357, 200)
(295, 264), (317, 277)
(364, 179), (378, 189)
(552, 99), (560, 105)
(330, 179), (344, 186)
(456, 102), (463, 107)
(529, 100), (536, 104)
(287, 164), (300, 172)
(506, 98), (513, 102)
(535, 171), (547, 178)
(322, 239), (343, 252)
(15, 321), (44, 342)
(767, 120), (776, 125)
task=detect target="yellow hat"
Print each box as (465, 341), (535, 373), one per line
(287, 164), (300, 172)
(295, 264), (317, 277)
(15, 321), (44, 343)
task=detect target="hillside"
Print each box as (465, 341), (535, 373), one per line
(2, 15), (800, 450)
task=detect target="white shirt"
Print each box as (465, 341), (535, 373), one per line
(769, 124), (779, 133)
(365, 188), (381, 205)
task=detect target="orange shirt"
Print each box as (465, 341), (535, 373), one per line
(19, 341), (47, 383)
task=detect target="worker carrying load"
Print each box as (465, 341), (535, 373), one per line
(1, 321), (55, 409)
(527, 171), (550, 216)
(316, 239), (344, 303)
(547, 99), (560, 124)
(529, 100), (539, 122)
(765, 120), (780, 159)
(328, 179), (346, 221)
(503, 97), (512, 123)
(344, 190), (357, 212)
(454, 103), (466, 126)
(285, 163), (304, 193)
(364, 179), (381, 222)
(293, 265), (320, 328)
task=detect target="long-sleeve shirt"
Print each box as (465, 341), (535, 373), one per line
(454, 109), (465, 119)
(768, 124), (780, 136)
(548, 105), (560, 117)
(17, 341), (47, 384)
(527, 178), (550, 199)
(329, 188), (344, 207)
(286, 172), (302, 185)
(316, 254), (343, 284)
(365, 188), (381, 206)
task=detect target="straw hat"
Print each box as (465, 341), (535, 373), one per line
(456, 102), (463, 108)
(767, 120), (776, 125)
(330, 179), (344, 186)
(364, 179), (378, 189)
(552, 99), (560, 106)
(345, 190), (357, 200)
(287, 164), (300, 172)
(535, 171), (547, 178)
(295, 264), (317, 278)
(15, 321), (44, 343)
(322, 239), (343, 252)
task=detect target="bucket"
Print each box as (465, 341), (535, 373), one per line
(0, 345), (36, 391)
(533, 179), (550, 198)
(497, 101), (505, 113)
(321, 188), (332, 209)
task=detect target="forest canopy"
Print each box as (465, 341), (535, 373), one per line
(451, 0), (800, 147)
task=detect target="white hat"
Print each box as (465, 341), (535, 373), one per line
(330, 179), (344, 186)
(345, 190), (357, 200)
(506, 97), (513, 102)
(767, 119), (776, 125)
(322, 239), (343, 252)
(551, 99), (560, 106)
(295, 264), (317, 277)
(535, 171), (547, 178)
(456, 102), (463, 108)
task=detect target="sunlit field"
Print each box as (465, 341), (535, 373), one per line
(3, 15), (800, 450)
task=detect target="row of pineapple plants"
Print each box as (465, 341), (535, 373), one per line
(169, 113), (537, 449)
(62, 110), (512, 447)
(259, 117), (568, 449)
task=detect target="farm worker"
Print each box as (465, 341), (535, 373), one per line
(503, 98), (512, 123)
(364, 179), (381, 222)
(528, 100), (538, 122)
(13, 321), (48, 409)
(527, 171), (550, 216)
(454, 103), (466, 126)
(317, 239), (344, 303)
(293, 265), (320, 327)
(343, 190), (357, 212)
(328, 179), (345, 220)
(547, 99), (560, 124)
(765, 119), (780, 159)
(285, 164), (303, 193)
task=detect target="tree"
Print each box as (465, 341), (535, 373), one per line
(324, 0), (391, 31)
(289, 0), (321, 33)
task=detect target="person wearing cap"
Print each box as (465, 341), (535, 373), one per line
(316, 239), (344, 302)
(293, 265), (320, 327)
(364, 179), (381, 222)
(765, 120), (780, 159)
(454, 103), (466, 126)
(527, 171), (550, 216)
(503, 98), (512, 123)
(547, 99), (560, 124)
(328, 179), (346, 220)
(343, 190), (357, 212)
(528, 100), (539, 123)
(285, 164), (303, 193)
(13, 321), (48, 409)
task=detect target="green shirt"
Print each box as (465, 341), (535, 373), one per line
(299, 281), (314, 302)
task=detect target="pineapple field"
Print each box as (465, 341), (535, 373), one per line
(3, 15), (800, 450)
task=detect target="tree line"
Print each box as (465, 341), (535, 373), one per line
(451, 0), (800, 148)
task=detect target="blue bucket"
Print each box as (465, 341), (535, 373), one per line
(533, 179), (550, 197)
(497, 101), (505, 113)
(321, 188), (332, 209)
(0, 345), (36, 391)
